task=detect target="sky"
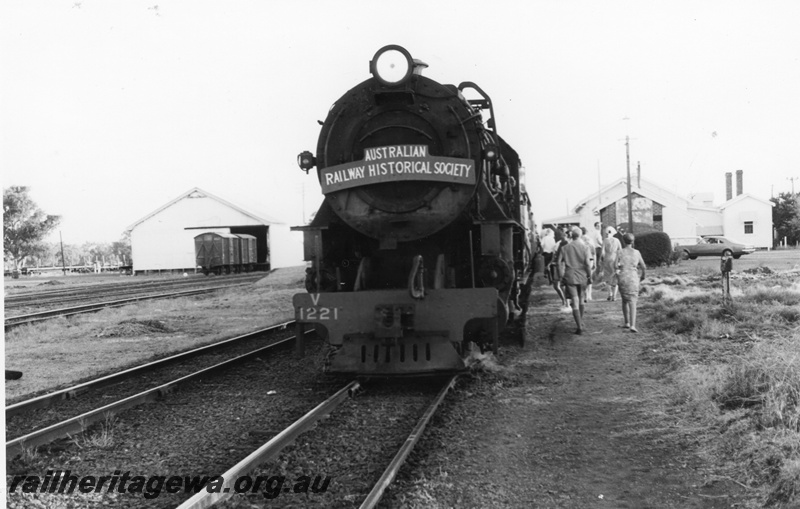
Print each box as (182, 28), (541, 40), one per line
(3, 1), (799, 244)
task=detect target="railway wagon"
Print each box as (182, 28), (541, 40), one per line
(237, 234), (258, 272)
(194, 232), (244, 275)
(293, 45), (536, 375)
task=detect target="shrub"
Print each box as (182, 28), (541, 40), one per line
(634, 231), (673, 267)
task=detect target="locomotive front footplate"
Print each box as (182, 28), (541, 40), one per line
(293, 288), (498, 374)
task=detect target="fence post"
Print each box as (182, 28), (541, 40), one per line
(720, 254), (733, 305)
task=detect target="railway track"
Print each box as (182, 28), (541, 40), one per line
(176, 380), (362, 508)
(6, 323), (458, 507)
(4, 278), (262, 331)
(359, 375), (457, 508)
(176, 374), (458, 508)
(6, 321), (300, 457)
(4, 273), (265, 311)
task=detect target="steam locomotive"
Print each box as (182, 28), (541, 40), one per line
(293, 45), (535, 374)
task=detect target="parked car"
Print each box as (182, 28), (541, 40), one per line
(677, 236), (755, 260)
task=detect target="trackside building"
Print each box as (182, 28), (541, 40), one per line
(542, 171), (773, 249)
(125, 187), (303, 275)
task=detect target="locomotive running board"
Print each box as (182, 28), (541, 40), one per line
(293, 288), (498, 374)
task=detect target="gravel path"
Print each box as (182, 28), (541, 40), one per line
(381, 281), (754, 508)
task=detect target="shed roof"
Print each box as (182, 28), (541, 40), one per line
(124, 187), (283, 233)
(718, 192), (775, 210)
(573, 177), (677, 215)
(541, 213), (582, 226)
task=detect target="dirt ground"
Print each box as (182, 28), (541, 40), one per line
(389, 276), (753, 509)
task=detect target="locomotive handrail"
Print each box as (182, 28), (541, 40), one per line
(458, 81), (498, 144)
(408, 255), (425, 299)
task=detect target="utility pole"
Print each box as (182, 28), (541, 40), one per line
(302, 182), (306, 224)
(789, 176), (798, 195)
(625, 136), (634, 234)
(597, 160), (602, 223)
(59, 231), (67, 276)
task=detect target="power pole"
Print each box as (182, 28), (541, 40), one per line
(625, 136), (634, 234)
(302, 182), (306, 224)
(596, 160), (602, 223)
(789, 176), (798, 195)
(59, 231), (67, 276)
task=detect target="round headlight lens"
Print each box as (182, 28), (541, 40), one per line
(371, 45), (413, 86)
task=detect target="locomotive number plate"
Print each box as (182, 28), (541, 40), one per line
(296, 306), (339, 321)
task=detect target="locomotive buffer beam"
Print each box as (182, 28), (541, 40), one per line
(293, 288), (498, 374)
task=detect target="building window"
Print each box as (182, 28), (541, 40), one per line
(744, 221), (754, 234)
(653, 214), (663, 222)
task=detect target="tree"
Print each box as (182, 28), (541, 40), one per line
(773, 192), (800, 245)
(3, 187), (61, 269)
(111, 231), (132, 266)
(771, 192), (800, 246)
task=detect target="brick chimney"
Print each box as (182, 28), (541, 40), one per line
(725, 172), (732, 201)
(736, 169), (743, 196)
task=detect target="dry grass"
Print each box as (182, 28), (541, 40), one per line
(4, 266), (306, 402)
(71, 414), (119, 450)
(640, 268), (800, 507)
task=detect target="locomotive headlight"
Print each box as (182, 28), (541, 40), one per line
(370, 45), (413, 86)
(297, 151), (316, 172)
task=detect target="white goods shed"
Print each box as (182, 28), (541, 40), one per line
(125, 187), (303, 274)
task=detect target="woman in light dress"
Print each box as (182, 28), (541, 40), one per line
(615, 233), (646, 332)
(600, 227), (622, 301)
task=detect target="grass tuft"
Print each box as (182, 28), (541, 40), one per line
(71, 414), (118, 450)
(742, 287), (800, 306)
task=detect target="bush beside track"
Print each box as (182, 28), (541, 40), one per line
(634, 231), (673, 267)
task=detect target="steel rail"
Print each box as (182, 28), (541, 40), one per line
(4, 283), (252, 330)
(5, 274), (265, 307)
(6, 321), (295, 418)
(176, 380), (360, 509)
(6, 336), (297, 458)
(359, 374), (459, 509)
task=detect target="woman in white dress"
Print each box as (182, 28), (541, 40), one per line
(600, 227), (622, 301)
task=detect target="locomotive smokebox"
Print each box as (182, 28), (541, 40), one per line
(313, 46), (484, 242)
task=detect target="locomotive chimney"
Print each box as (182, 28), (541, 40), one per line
(736, 169), (743, 196)
(412, 59), (428, 76)
(725, 172), (733, 201)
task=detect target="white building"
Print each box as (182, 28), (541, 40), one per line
(718, 193), (774, 250)
(542, 170), (773, 249)
(125, 187), (303, 274)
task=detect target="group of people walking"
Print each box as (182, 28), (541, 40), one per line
(540, 222), (646, 334)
